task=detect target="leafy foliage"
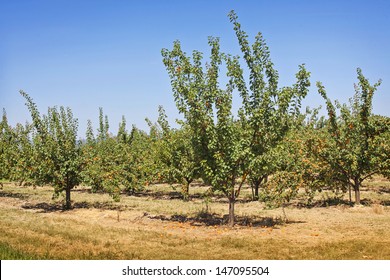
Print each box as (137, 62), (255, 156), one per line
(152, 106), (200, 200)
(20, 91), (82, 209)
(162, 10), (311, 225)
(0, 109), (12, 185)
(81, 109), (146, 200)
(307, 69), (390, 204)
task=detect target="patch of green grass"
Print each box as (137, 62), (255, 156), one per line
(0, 242), (38, 260)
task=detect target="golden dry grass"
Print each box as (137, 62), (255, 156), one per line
(1, 179), (390, 260)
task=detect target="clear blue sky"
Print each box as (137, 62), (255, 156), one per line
(1, 0), (389, 136)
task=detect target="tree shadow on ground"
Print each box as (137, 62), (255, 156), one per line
(21, 201), (130, 213)
(132, 187), (234, 202)
(70, 188), (94, 194)
(132, 189), (228, 202)
(297, 197), (352, 208)
(380, 200), (390, 206)
(147, 212), (305, 227)
(297, 197), (390, 208)
(133, 190), (184, 200)
(0, 191), (30, 200)
(378, 187), (390, 194)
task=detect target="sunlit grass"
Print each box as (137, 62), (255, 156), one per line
(0, 179), (390, 259)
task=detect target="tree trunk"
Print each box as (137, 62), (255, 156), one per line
(281, 204), (287, 222)
(354, 186), (361, 205)
(182, 181), (190, 201)
(348, 185), (352, 204)
(65, 185), (71, 210)
(254, 182), (259, 200)
(228, 197), (235, 227)
(251, 176), (267, 201)
(353, 179), (361, 205)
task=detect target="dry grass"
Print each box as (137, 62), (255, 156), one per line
(1, 179), (390, 260)
(372, 204), (384, 215)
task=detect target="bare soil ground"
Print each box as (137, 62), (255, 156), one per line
(1, 178), (390, 259)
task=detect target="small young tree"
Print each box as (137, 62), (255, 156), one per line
(124, 124), (155, 191)
(0, 112), (36, 187)
(312, 69), (389, 204)
(10, 122), (40, 187)
(81, 110), (145, 200)
(258, 121), (320, 210)
(151, 106), (200, 200)
(20, 91), (82, 209)
(168, 124), (200, 200)
(81, 109), (119, 197)
(0, 109), (12, 186)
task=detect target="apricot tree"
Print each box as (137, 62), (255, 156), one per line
(162, 11), (310, 225)
(312, 69), (389, 204)
(20, 91), (82, 209)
